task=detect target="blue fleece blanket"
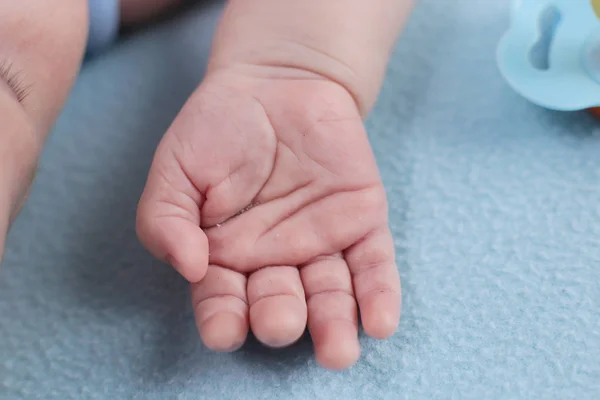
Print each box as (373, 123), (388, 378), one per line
(1, 1), (599, 398)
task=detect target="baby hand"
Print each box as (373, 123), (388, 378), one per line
(136, 71), (401, 370)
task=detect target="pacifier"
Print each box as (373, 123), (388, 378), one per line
(497, 0), (600, 116)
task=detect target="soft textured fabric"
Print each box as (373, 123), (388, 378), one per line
(1, 1), (599, 399)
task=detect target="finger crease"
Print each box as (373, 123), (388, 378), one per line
(194, 293), (248, 309)
(250, 293), (302, 306)
(170, 147), (204, 201)
(300, 254), (343, 267)
(309, 317), (358, 330)
(307, 288), (355, 300)
(350, 261), (390, 278)
(155, 198), (197, 220)
(355, 287), (398, 304)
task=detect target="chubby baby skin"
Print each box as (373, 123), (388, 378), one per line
(0, 1), (88, 262)
(1, 0), (412, 370)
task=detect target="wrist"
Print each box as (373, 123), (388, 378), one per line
(207, 0), (413, 116)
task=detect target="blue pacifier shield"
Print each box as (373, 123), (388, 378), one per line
(497, 0), (600, 111)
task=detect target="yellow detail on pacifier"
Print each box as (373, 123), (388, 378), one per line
(592, 0), (600, 18)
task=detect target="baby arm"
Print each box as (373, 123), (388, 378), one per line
(0, 1), (87, 261)
(208, 0), (414, 116)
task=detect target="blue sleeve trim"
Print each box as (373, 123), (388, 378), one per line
(87, 0), (120, 55)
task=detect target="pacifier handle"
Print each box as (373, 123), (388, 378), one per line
(498, 1), (563, 105)
(497, 0), (600, 111)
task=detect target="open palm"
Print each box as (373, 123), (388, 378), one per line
(137, 73), (401, 370)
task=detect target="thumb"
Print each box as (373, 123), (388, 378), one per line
(136, 141), (209, 283)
